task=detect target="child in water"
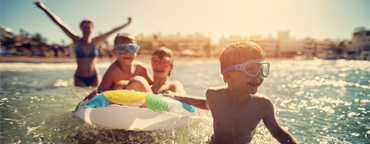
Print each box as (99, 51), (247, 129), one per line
(117, 47), (187, 95)
(85, 33), (153, 100)
(167, 41), (298, 143)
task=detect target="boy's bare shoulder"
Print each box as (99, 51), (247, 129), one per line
(133, 61), (148, 71)
(133, 61), (149, 74)
(169, 80), (183, 86)
(206, 86), (227, 93)
(133, 60), (146, 68)
(251, 93), (274, 108)
(105, 61), (119, 73)
(252, 93), (270, 100)
(206, 86), (227, 98)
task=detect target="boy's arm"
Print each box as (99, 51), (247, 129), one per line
(84, 69), (114, 101)
(164, 82), (209, 110)
(262, 98), (298, 144)
(141, 66), (154, 85)
(97, 70), (114, 91)
(167, 94), (209, 110)
(134, 62), (153, 85)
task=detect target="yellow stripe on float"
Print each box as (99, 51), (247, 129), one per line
(104, 90), (148, 105)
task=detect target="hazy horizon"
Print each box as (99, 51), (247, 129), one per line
(1, 0), (369, 45)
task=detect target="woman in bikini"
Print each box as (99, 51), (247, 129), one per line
(35, 1), (132, 87)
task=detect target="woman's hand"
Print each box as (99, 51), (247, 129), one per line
(34, 1), (45, 9)
(127, 17), (133, 24)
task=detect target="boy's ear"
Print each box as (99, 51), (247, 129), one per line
(222, 71), (232, 83)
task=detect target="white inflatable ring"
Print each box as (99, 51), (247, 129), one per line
(73, 90), (204, 131)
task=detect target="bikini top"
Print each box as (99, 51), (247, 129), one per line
(75, 41), (98, 58)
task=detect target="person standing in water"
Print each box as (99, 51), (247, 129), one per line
(34, 1), (132, 87)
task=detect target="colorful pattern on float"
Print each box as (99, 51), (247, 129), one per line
(83, 90), (197, 113)
(145, 94), (169, 111)
(85, 93), (109, 108)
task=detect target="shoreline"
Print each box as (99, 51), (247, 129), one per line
(0, 55), (306, 63)
(0, 55), (220, 63)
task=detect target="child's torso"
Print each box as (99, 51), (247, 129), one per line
(111, 63), (145, 85)
(208, 91), (265, 143)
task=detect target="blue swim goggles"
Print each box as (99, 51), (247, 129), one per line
(114, 43), (140, 54)
(224, 60), (270, 78)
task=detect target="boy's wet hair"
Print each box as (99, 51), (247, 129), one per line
(219, 41), (265, 73)
(114, 33), (137, 45)
(80, 19), (94, 28)
(152, 47), (174, 76)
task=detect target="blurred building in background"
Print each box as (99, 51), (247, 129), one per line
(277, 31), (304, 58)
(219, 35), (279, 58)
(1, 24), (369, 60)
(345, 27), (370, 60)
(136, 32), (211, 57)
(218, 30), (366, 60)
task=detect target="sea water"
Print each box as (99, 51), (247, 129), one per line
(0, 59), (369, 143)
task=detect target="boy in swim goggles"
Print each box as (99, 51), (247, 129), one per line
(114, 43), (140, 54)
(223, 60), (270, 78)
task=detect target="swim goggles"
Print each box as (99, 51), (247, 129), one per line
(224, 60), (270, 78)
(151, 55), (172, 67)
(113, 43), (140, 54)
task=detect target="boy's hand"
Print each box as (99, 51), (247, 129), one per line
(84, 90), (103, 101)
(162, 90), (176, 98)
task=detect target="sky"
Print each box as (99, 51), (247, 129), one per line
(1, 0), (369, 45)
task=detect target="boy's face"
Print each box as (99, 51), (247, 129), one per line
(112, 40), (138, 65)
(224, 58), (265, 94)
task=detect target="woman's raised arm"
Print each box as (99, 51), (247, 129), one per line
(34, 1), (79, 42)
(93, 17), (132, 44)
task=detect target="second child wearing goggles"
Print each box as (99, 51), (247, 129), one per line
(151, 55), (173, 67)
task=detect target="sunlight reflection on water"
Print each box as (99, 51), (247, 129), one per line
(1, 59), (369, 143)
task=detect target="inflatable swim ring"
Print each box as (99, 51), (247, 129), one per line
(73, 90), (203, 131)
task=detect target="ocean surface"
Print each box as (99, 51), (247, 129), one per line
(0, 59), (369, 143)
